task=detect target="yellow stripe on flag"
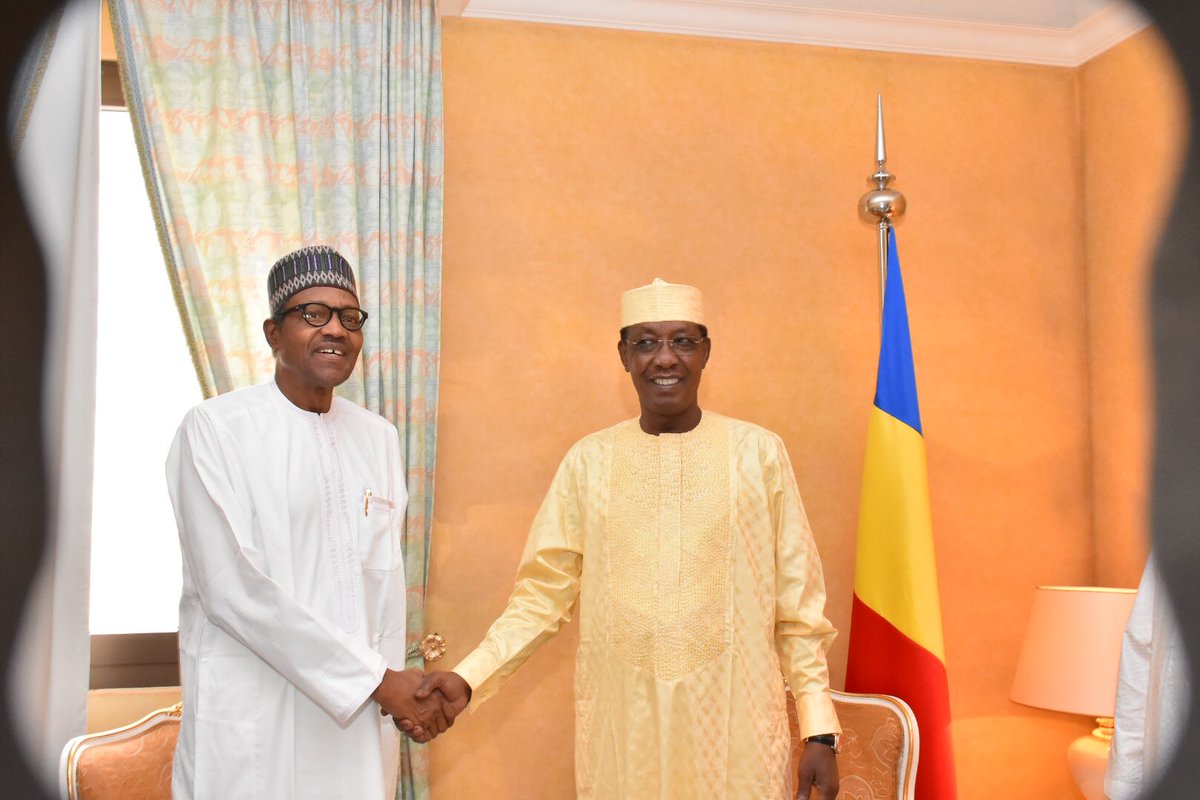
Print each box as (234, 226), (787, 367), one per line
(854, 405), (946, 662)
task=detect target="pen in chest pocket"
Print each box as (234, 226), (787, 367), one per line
(362, 488), (395, 516)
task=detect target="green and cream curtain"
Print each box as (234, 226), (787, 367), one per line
(109, 2), (443, 795)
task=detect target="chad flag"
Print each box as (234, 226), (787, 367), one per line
(845, 229), (956, 799)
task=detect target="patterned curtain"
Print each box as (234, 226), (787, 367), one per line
(108, 2), (442, 796)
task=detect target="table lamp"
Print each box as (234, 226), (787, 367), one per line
(1010, 586), (1136, 799)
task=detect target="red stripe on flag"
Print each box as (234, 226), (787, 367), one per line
(845, 593), (957, 800)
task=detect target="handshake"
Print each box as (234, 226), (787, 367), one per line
(372, 668), (472, 743)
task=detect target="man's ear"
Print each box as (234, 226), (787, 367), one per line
(263, 317), (280, 352)
(617, 339), (630, 372)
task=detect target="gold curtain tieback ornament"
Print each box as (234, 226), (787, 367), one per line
(419, 633), (447, 662)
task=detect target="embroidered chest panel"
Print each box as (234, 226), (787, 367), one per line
(605, 419), (733, 680)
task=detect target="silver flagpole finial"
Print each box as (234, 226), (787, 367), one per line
(859, 95), (905, 218)
(876, 94), (886, 164)
(858, 96), (906, 317)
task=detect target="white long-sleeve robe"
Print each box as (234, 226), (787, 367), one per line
(1105, 554), (1190, 800)
(166, 380), (408, 800)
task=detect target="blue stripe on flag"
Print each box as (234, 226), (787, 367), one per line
(873, 229), (923, 435)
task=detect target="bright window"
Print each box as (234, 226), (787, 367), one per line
(89, 108), (200, 634)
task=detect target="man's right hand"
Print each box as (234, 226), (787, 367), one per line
(415, 670), (473, 717)
(372, 668), (452, 743)
(392, 671), (471, 741)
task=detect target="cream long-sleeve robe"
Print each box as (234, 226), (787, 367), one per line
(455, 412), (840, 800)
(166, 380), (408, 800)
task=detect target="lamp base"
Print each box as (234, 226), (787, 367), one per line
(1067, 718), (1113, 800)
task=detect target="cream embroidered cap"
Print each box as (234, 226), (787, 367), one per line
(620, 278), (704, 328)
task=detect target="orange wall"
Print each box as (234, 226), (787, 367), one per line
(426, 19), (1183, 799)
(1081, 31), (1188, 589)
(100, 1), (116, 61)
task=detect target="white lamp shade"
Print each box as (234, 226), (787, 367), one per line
(1010, 586), (1136, 717)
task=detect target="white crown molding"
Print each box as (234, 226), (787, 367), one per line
(1069, 2), (1152, 65)
(450, 0), (1152, 67)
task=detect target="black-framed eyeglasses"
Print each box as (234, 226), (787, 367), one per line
(623, 336), (707, 356)
(279, 302), (369, 331)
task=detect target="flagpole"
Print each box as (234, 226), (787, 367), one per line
(858, 95), (906, 318)
(848, 97), (958, 800)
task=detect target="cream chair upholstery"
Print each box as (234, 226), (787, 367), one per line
(60, 703), (181, 800)
(789, 689), (919, 800)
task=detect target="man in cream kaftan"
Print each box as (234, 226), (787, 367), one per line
(424, 278), (841, 799)
(454, 413), (838, 798)
(166, 246), (448, 800)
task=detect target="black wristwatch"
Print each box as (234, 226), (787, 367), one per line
(804, 734), (838, 753)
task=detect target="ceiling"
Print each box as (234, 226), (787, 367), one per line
(440, 0), (1152, 66)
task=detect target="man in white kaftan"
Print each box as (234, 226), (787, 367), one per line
(421, 278), (841, 799)
(1105, 553), (1191, 799)
(168, 380), (408, 799)
(166, 246), (450, 800)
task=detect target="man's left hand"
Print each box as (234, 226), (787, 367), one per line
(796, 739), (839, 799)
